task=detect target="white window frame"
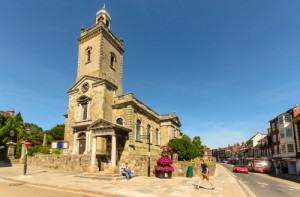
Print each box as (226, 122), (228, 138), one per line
(286, 128), (293, 138)
(287, 144), (294, 153)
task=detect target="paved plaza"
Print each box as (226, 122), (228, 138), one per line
(0, 162), (245, 197)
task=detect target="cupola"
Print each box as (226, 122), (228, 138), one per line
(96, 4), (111, 29)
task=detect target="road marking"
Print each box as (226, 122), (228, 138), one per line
(239, 180), (257, 197)
(257, 182), (268, 185)
(219, 165), (247, 197)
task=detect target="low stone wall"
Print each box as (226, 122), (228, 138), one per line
(27, 154), (91, 172)
(27, 154), (216, 177)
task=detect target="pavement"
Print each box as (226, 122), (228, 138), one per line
(0, 162), (245, 197)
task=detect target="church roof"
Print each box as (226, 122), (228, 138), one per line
(113, 93), (182, 127)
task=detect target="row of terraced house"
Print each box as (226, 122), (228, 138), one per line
(213, 104), (300, 175)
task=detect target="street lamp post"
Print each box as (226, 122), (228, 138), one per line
(24, 127), (31, 175)
(139, 133), (151, 177)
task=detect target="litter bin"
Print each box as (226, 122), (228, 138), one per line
(186, 165), (193, 178)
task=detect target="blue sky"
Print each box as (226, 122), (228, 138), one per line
(1, 0), (300, 149)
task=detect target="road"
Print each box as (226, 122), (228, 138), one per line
(0, 178), (112, 197)
(221, 163), (300, 197)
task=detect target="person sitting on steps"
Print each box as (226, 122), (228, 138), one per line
(121, 163), (132, 180)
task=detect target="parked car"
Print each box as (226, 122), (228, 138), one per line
(233, 164), (249, 174)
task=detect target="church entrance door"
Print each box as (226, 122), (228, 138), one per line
(78, 133), (86, 154)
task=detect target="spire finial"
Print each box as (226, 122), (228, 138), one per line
(103, 3), (106, 9)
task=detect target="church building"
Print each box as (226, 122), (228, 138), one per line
(64, 5), (182, 173)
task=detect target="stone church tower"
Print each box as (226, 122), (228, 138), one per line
(64, 5), (182, 174)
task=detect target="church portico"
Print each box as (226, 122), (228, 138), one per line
(87, 118), (131, 173)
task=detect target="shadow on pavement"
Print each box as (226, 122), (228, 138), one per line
(0, 161), (13, 167)
(27, 170), (48, 175)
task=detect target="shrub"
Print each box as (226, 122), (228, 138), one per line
(52, 148), (62, 155)
(155, 145), (175, 173)
(27, 146), (50, 156)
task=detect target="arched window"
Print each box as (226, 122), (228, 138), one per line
(97, 16), (104, 22)
(110, 52), (116, 69)
(86, 47), (92, 63)
(77, 96), (91, 121)
(136, 120), (141, 140)
(106, 20), (110, 27)
(116, 118), (123, 125)
(147, 125), (151, 144)
(82, 103), (88, 120)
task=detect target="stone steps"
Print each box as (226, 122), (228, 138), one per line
(8, 159), (20, 164)
(4, 158), (20, 164)
(76, 172), (137, 181)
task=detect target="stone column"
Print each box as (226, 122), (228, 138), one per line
(111, 134), (116, 166)
(42, 133), (47, 146)
(91, 136), (97, 165)
(85, 131), (89, 154)
(20, 141), (26, 164)
(87, 136), (98, 172)
(6, 142), (16, 161)
(72, 132), (78, 154)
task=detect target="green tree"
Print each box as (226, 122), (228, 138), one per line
(0, 112), (25, 159)
(24, 123), (43, 146)
(45, 124), (65, 144)
(192, 136), (205, 157)
(0, 114), (8, 129)
(0, 113), (24, 144)
(168, 135), (199, 161)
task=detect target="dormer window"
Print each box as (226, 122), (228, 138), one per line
(106, 20), (110, 27)
(110, 52), (116, 69)
(86, 47), (92, 63)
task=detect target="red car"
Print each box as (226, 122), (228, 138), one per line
(233, 164), (249, 174)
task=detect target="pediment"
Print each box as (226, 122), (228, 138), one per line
(67, 75), (103, 94)
(88, 118), (131, 132)
(172, 116), (181, 127)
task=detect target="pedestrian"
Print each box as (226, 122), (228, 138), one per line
(283, 164), (288, 177)
(197, 158), (215, 190)
(121, 163), (132, 180)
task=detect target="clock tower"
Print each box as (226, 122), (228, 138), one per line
(64, 5), (125, 153)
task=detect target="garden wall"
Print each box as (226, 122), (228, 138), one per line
(27, 154), (91, 172)
(26, 154), (216, 177)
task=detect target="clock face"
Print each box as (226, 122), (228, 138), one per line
(82, 83), (89, 93)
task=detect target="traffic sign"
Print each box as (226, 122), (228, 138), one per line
(24, 140), (31, 147)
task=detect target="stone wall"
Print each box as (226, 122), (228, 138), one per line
(27, 154), (91, 172)
(130, 154), (216, 177)
(26, 153), (216, 177)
